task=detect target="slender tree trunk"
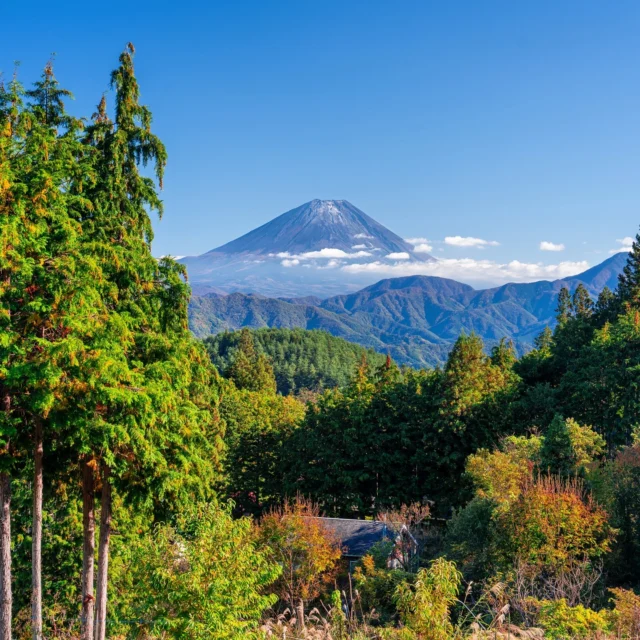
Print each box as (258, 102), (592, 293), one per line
(0, 387), (12, 640)
(0, 472), (11, 640)
(31, 420), (43, 640)
(81, 459), (95, 640)
(93, 464), (111, 640)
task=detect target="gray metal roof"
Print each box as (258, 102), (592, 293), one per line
(308, 517), (393, 557)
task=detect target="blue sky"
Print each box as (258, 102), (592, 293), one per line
(4, 0), (640, 282)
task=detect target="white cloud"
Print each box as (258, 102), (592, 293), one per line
(444, 236), (500, 248)
(353, 232), (374, 239)
(281, 258), (300, 267)
(539, 241), (565, 252)
(352, 244), (368, 249)
(386, 252), (411, 260)
(275, 248), (372, 261)
(609, 237), (634, 254)
(406, 237), (434, 253)
(342, 258), (589, 285)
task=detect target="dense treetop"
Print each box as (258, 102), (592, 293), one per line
(204, 327), (386, 395)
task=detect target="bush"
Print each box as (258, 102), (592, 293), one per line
(111, 502), (280, 639)
(494, 474), (615, 573)
(534, 599), (611, 640)
(394, 558), (461, 640)
(353, 554), (413, 625)
(256, 497), (342, 609)
(609, 587), (640, 638)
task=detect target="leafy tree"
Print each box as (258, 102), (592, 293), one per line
(256, 497), (342, 610)
(112, 503), (280, 639)
(220, 380), (305, 514)
(539, 415), (605, 477)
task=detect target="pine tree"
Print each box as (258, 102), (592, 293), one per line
(617, 231), (640, 304)
(595, 285), (615, 319)
(572, 284), (594, 318)
(555, 287), (573, 326)
(225, 328), (277, 394)
(534, 326), (554, 352)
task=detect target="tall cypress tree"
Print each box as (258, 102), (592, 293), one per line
(572, 283), (594, 319)
(75, 45), (223, 640)
(0, 69), (21, 640)
(1, 61), (106, 640)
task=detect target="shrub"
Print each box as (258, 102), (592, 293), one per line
(394, 558), (461, 640)
(534, 598), (611, 640)
(465, 434), (542, 508)
(111, 502), (280, 639)
(494, 474), (615, 573)
(609, 587), (640, 638)
(256, 496), (342, 609)
(353, 554), (413, 625)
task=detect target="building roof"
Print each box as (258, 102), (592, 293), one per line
(308, 517), (393, 557)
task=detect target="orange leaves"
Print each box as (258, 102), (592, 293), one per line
(256, 497), (342, 605)
(495, 474), (615, 571)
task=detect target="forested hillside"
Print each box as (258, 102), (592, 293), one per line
(189, 253), (627, 367)
(204, 327), (387, 395)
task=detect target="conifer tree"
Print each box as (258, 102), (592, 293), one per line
(0, 69), (19, 640)
(534, 326), (554, 352)
(555, 287), (573, 326)
(617, 230), (640, 304)
(1, 62), (103, 640)
(225, 328), (277, 394)
(595, 285), (615, 319)
(572, 283), (594, 318)
(74, 45), (224, 640)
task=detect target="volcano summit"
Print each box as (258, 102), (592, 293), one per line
(179, 200), (435, 297)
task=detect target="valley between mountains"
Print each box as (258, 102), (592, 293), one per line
(189, 252), (626, 367)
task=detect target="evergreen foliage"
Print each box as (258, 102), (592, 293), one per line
(204, 327), (386, 395)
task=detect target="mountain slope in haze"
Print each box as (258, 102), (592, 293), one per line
(179, 200), (434, 297)
(188, 252), (628, 367)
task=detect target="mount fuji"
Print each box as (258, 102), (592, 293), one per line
(179, 200), (434, 297)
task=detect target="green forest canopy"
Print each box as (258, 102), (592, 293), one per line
(204, 327), (387, 395)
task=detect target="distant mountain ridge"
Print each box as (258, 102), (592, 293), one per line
(188, 252), (628, 367)
(179, 199), (434, 297)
